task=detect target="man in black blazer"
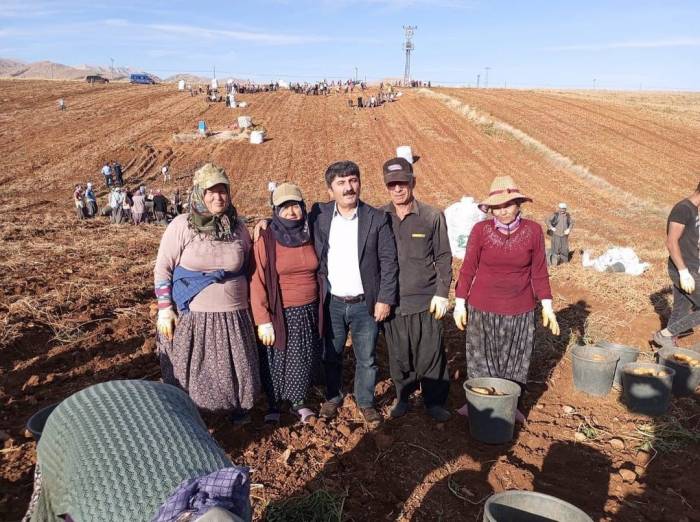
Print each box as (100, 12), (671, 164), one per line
(310, 160), (398, 425)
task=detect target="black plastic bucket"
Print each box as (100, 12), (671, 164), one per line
(572, 345), (619, 396)
(621, 362), (675, 416)
(656, 347), (700, 396)
(463, 378), (521, 445)
(596, 341), (640, 389)
(483, 490), (593, 522)
(26, 403), (59, 442)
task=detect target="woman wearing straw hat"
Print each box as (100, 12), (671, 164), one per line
(453, 176), (560, 421)
(250, 182), (323, 424)
(154, 163), (260, 421)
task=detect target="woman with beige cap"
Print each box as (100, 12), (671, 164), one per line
(153, 163), (260, 421)
(250, 182), (322, 424)
(453, 176), (559, 421)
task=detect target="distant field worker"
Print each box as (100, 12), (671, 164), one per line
(73, 184), (84, 220)
(101, 162), (112, 188)
(154, 163), (259, 420)
(153, 190), (169, 225)
(250, 183), (323, 424)
(381, 158), (453, 422)
(654, 184), (700, 349)
(84, 182), (97, 217)
(109, 187), (125, 224)
(131, 186), (147, 224)
(545, 203), (574, 266)
(57, 98), (65, 111)
(25, 380), (251, 522)
(454, 176), (560, 422)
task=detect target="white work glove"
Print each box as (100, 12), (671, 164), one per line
(541, 299), (560, 336)
(679, 269), (696, 294)
(564, 228), (571, 235)
(257, 323), (275, 346)
(429, 296), (449, 320)
(157, 307), (177, 339)
(453, 298), (467, 331)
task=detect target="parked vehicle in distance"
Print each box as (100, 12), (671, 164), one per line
(130, 73), (156, 85)
(86, 75), (109, 84)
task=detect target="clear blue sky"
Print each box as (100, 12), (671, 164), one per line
(2, 0), (699, 89)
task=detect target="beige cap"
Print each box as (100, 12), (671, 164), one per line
(193, 163), (230, 191)
(272, 182), (303, 207)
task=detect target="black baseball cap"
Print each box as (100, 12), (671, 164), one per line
(382, 157), (414, 184)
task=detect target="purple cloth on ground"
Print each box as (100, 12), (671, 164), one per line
(151, 467), (251, 522)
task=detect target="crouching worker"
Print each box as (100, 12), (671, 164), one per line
(24, 380), (251, 522)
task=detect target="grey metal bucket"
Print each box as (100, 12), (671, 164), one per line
(657, 347), (700, 396)
(483, 491), (593, 522)
(463, 378), (521, 445)
(26, 403), (59, 442)
(621, 362), (675, 416)
(596, 341), (640, 389)
(572, 345), (619, 396)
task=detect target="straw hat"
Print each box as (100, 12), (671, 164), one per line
(478, 175), (532, 212)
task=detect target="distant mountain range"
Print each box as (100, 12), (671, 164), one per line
(0, 58), (212, 83)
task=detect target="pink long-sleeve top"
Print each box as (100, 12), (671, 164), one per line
(153, 214), (252, 312)
(455, 218), (552, 315)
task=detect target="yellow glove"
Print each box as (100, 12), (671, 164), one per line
(257, 323), (275, 346)
(541, 299), (560, 336)
(679, 269), (696, 294)
(453, 298), (467, 331)
(157, 307), (177, 339)
(429, 296), (449, 320)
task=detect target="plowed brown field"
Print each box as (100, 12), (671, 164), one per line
(1, 80), (699, 521)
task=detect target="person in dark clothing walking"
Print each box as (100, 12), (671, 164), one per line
(112, 161), (124, 187)
(311, 161), (398, 426)
(381, 158), (452, 422)
(654, 183), (700, 348)
(545, 203), (574, 266)
(153, 190), (169, 224)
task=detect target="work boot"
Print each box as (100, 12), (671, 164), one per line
(426, 405), (451, 422)
(360, 407), (382, 426)
(319, 400), (340, 420)
(389, 400), (409, 418)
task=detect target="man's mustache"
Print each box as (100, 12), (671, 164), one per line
(343, 190), (356, 196)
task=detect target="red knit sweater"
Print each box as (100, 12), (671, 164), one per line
(455, 218), (552, 315)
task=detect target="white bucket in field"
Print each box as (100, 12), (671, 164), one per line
(250, 130), (265, 144)
(177, 80), (185, 91)
(239, 101), (248, 108)
(396, 145), (413, 164)
(238, 116), (252, 129)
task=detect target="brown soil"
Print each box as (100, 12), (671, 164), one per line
(1, 80), (699, 521)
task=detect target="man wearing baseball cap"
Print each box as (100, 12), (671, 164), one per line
(381, 157), (453, 422)
(545, 202), (574, 266)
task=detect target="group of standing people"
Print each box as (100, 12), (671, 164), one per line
(73, 183), (97, 219)
(101, 160), (124, 188)
(153, 159), (561, 427)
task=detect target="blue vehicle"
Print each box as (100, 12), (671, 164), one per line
(129, 73), (156, 85)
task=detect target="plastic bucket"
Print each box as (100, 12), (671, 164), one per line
(237, 116), (252, 129)
(572, 345), (619, 396)
(250, 130), (265, 144)
(596, 341), (640, 389)
(26, 403), (59, 442)
(484, 491), (593, 522)
(198, 120), (207, 135)
(621, 362), (675, 416)
(463, 378), (521, 444)
(656, 347), (700, 396)
(396, 145), (413, 164)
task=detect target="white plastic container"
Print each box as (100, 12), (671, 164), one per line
(250, 130), (265, 144)
(211, 78), (218, 90)
(237, 116), (252, 129)
(177, 80), (186, 91)
(444, 197), (486, 259)
(396, 145), (413, 164)
(238, 101), (248, 108)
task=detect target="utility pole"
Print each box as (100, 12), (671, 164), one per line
(593, 78), (597, 90)
(485, 66), (490, 88)
(213, 65), (216, 79)
(477, 74), (480, 88)
(110, 57), (114, 78)
(354, 66), (358, 82)
(403, 25), (417, 86)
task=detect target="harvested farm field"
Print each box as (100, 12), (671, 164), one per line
(1, 79), (700, 521)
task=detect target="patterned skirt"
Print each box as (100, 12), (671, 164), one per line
(157, 309), (260, 412)
(259, 302), (320, 408)
(465, 306), (535, 385)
